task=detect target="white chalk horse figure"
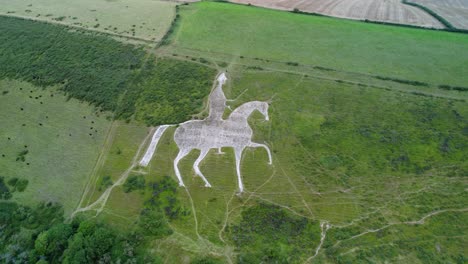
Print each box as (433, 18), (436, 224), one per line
(140, 72), (272, 193)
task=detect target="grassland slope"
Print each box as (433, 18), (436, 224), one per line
(0, 0), (176, 41)
(169, 2), (468, 87)
(0, 80), (111, 215)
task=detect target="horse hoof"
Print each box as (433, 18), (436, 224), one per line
(205, 183), (212, 187)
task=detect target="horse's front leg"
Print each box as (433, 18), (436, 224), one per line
(249, 142), (272, 165)
(234, 147), (245, 193)
(193, 148), (212, 187)
(174, 148), (190, 187)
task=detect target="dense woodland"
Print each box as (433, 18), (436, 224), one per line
(0, 176), (205, 263)
(0, 16), (215, 126)
(0, 201), (159, 263)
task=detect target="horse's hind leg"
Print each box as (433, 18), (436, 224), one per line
(174, 148), (190, 187)
(234, 147), (245, 193)
(249, 142), (272, 165)
(193, 149), (212, 187)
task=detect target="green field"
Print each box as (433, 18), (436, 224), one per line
(0, 79), (111, 215)
(167, 2), (468, 87)
(0, 0), (176, 42)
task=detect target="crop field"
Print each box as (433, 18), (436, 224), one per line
(0, 0), (176, 41)
(231, 0), (443, 28)
(409, 0), (468, 29)
(167, 2), (468, 87)
(0, 79), (111, 215)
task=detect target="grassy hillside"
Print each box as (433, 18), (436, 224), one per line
(0, 79), (111, 215)
(86, 66), (467, 262)
(0, 0), (176, 41)
(168, 2), (468, 87)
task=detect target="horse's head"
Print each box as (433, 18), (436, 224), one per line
(229, 101), (270, 122)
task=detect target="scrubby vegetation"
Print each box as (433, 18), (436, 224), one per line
(146, 176), (189, 220)
(98, 175), (113, 191)
(229, 203), (321, 263)
(439, 84), (468, 92)
(123, 174), (146, 193)
(7, 177), (29, 192)
(0, 177), (12, 200)
(138, 176), (189, 238)
(120, 58), (215, 125)
(374, 75), (429, 87)
(0, 16), (215, 126)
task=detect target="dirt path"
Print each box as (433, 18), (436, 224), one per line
(74, 121), (118, 212)
(71, 127), (155, 217)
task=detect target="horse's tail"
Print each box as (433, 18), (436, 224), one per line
(139, 125), (172, 167)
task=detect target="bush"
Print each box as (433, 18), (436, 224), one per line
(98, 175), (113, 191)
(286, 61), (299, 66)
(0, 177), (12, 200)
(123, 175), (145, 193)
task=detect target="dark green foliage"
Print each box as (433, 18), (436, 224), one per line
(374, 76), (429, 86)
(98, 175), (113, 191)
(137, 207), (173, 238)
(16, 149), (28, 162)
(230, 203), (321, 263)
(16, 179), (29, 192)
(314, 66), (335, 71)
(158, 5), (181, 46)
(0, 16), (145, 113)
(7, 177), (18, 187)
(7, 177), (28, 192)
(218, 61), (228, 67)
(146, 176), (189, 220)
(246, 66), (264, 70)
(123, 58), (216, 125)
(0, 177), (12, 200)
(439, 84), (468, 92)
(134, 176), (191, 239)
(0, 201), (156, 263)
(123, 175), (145, 193)
(286, 61), (299, 66)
